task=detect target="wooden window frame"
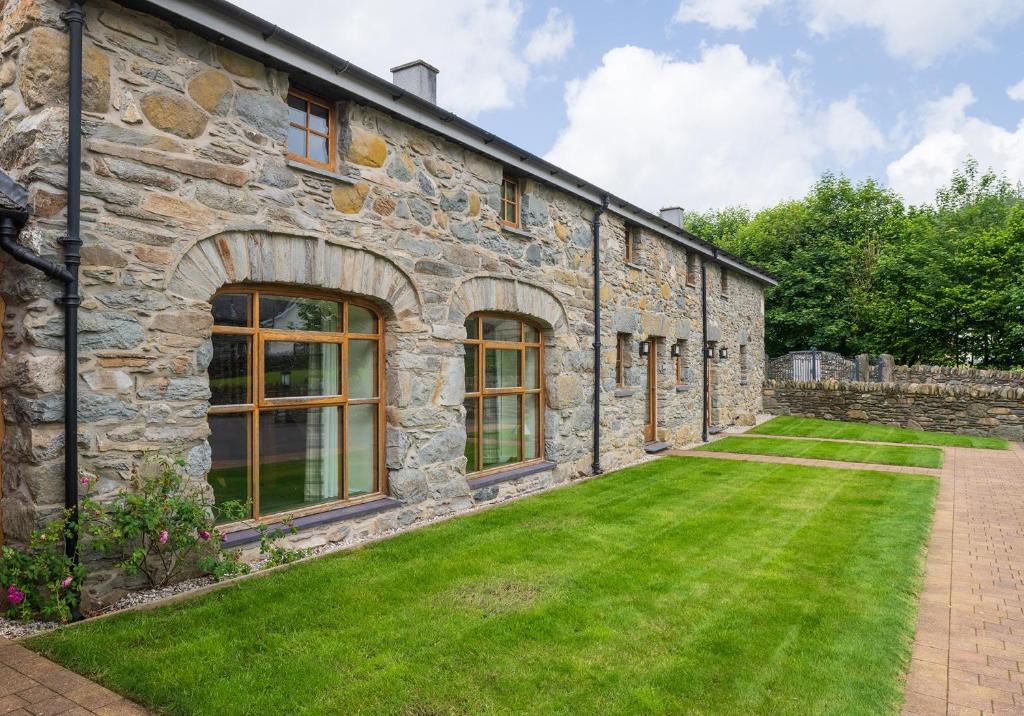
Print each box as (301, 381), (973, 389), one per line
(616, 334), (628, 387)
(464, 314), (544, 477)
(286, 88), (336, 171)
(739, 344), (749, 385)
(208, 285), (385, 523)
(625, 226), (641, 264)
(500, 174), (521, 228)
(686, 253), (699, 286)
(675, 340), (687, 385)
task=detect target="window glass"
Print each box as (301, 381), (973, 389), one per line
(209, 413), (249, 515)
(525, 348), (539, 390)
(263, 342), (340, 399)
(309, 135), (329, 164)
(464, 398), (478, 471)
(287, 94), (307, 125)
(524, 394), (540, 460)
(348, 305), (377, 334)
(347, 404), (376, 496)
(482, 316), (520, 342)
(309, 103), (329, 133)
(287, 126), (306, 157)
(258, 407), (340, 516)
(483, 394), (520, 469)
(464, 317), (478, 340)
(464, 344), (478, 392)
(211, 293), (250, 327)
(209, 334), (249, 406)
(260, 295), (340, 332)
(347, 340), (377, 399)
(523, 324), (539, 343)
(485, 348), (521, 389)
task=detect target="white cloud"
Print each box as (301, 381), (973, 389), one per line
(524, 8), (575, 64)
(803, 0), (1024, 66)
(545, 45), (882, 211)
(887, 84), (1024, 205)
(822, 97), (886, 163)
(673, 0), (1022, 65)
(672, 0), (775, 31)
(1008, 78), (1024, 101)
(231, 0), (573, 117)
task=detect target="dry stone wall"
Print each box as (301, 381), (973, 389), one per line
(892, 364), (1024, 389)
(0, 0), (766, 598)
(763, 379), (1024, 441)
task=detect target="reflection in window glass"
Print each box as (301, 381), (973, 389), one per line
(209, 413), (249, 515)
(260, 295), (340, 332)
(287, 94), (307, 125)
(211, 293), (250, 327)
(525, 348), (539, 390)
(263, 342), (340, 399)
(485, 348), (521, 389)
(464, 398), (478, 471)
(482, 316), (520, 342)
(464, 317), (478, 340)
(309, 103), (329, 133)
(287, 126), (306, 157)
(348, 304), (377, 334)
(258, 407), (340, 516)
(347, 404), (376, 496)
(209, 334), (249, 406)
(483, 394), (520, 469)
(524, 394), (539, 460)
(464, 344), (478, 392)
(347, 340), (377, 399)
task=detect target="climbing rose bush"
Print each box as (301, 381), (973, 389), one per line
(0, 509), (83, 622)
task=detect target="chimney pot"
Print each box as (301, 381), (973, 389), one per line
(391, 60), (439, 104)
(660, 206), (685, 228)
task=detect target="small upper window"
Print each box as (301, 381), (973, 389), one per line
(625, 226), (640, 264)
(287, 89), (334, 170)
(616, 334), (629, 387)
(500, 174), (520, 227)
(721, 268), (730, 297)
(686, 253), (699, 286)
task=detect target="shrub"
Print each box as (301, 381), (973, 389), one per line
(0, 509), (83, 622)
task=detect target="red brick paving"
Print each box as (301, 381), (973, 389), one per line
(902, 444), (1024, 715)
(0, 639), (149, 715)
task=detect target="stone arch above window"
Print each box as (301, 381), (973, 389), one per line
(166, 230), (422, 320)
(448, 275), (570, 335)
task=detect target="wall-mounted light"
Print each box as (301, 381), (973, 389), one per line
(670, 343), (682, 358)
(638, 340), (650, 358)
(706, 344), (716, 359)
(719, 347), (729, 360)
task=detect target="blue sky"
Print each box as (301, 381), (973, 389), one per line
(234, 0), (1024, 212)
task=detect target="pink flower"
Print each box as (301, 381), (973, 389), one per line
(61, 576), (73, 589)
(199, 530), (210, 541)
(158, 530), (169, 545)
(79, 475), (90, 486)
(6, 586), (24, 605)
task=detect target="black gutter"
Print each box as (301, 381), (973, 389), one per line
(0, 216), (74, 283)
(62, 0), (84, 587)
(591, 196), (608, 476)
(701, 259), (709, 442)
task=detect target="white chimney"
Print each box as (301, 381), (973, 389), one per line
(391, 60), (439, 104)
(660, 206), (685, 227)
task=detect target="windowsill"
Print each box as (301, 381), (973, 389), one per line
(740, 381), (749, 386)
(220, 496), (402, 548)
(614, 388), (635, 397)
(500, 224), (534, 240)
(286, 159), (358, 184)
(675, 383), (689, 392)
(468, 460), (556, 489)
(625, 262), (643, 271)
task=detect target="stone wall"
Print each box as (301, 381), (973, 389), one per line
(763, 380), (1024, 441)
(892, 364), (1024, 388)
(0, 0), (766, 598)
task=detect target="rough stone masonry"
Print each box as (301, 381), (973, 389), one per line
(0, 0), (768, 601)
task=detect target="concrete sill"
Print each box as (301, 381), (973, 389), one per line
(625, 262), (643, 271)
(469, 460), (556, 489)
(221, 497), (402, 548)
(500, 225), (534, 240)
(287, 160), (358, 185)
(675, 384), (689, 392)
(645, 441), (671, 454)
(614, 388), (636, 397)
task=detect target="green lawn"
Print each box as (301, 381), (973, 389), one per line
(30, 457), (935, 715)
(698, 435), (943, 469)
(752, 415), (1008, 450)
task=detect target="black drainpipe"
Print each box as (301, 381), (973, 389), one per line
(591, 195), (608, 475)
(62, 0), (84, 571)
(700, 258), (709, 442)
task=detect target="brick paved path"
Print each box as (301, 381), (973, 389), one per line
(903, 444), (1024, 715)
(669, 448), (942, 476)
(0, 638), (149, 715)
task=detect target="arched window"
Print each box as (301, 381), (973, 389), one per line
(207, 287), (383, 519)
(463, 314), (543, 474)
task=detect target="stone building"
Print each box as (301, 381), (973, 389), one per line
(0, 0), (774, 597)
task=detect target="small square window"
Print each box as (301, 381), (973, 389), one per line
(686, 253), (699, 286)
(625, 226), (640, 264)
(287, 88), (335, 171)
(721, 268), (730, 297)
(500, 174), (520, 227)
